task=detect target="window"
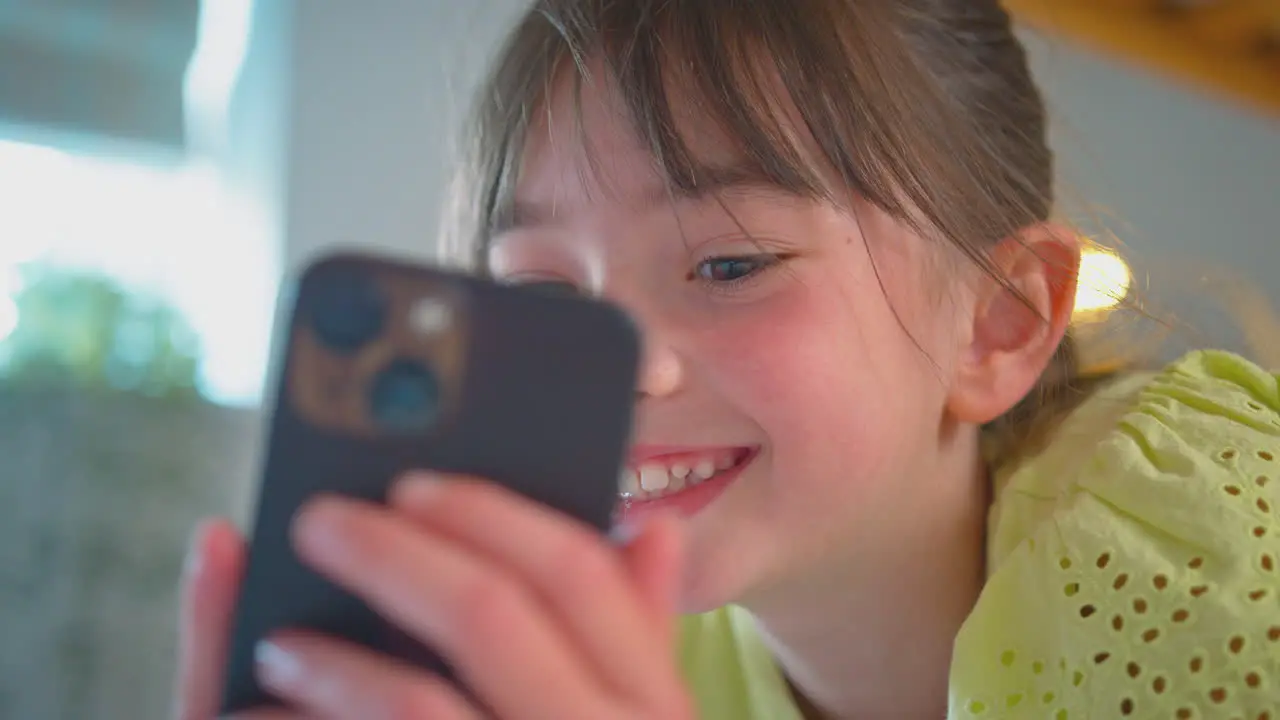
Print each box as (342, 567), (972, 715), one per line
(0, 0), (273, 406)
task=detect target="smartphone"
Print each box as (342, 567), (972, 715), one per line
(219, 252), (639, 714)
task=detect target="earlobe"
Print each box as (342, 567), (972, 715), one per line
(947, 225), (1081, 425)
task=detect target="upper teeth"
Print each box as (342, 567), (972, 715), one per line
(640, 465), (668, 492)
(619, 452), (738, 498)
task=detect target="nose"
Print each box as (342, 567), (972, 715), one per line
(603, 278), (683, 400)
(635, 331), (683, 399)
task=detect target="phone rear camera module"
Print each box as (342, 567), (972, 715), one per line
(368, 358), (441, 433)
(408, 296), (453, 337)
(308, 270), (387, 354)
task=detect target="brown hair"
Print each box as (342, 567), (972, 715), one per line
(442, 0), (1107, 466)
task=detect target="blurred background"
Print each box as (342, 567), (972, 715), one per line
(0, 1), (1276, 718)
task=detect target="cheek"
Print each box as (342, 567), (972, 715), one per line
(694, 279), (939, 491)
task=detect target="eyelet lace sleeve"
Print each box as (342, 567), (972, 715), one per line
(950, 351), (1280, 719)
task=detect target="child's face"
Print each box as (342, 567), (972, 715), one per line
(488, 78), (983, 612)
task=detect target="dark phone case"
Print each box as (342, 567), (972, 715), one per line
(220, 253), (639, 714)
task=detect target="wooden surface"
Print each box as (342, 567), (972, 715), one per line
(1006, 0), (1280, 116)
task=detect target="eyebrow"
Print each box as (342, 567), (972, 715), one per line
(491, 162), (798, 236)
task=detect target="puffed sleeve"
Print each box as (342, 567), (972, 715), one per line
(950, 351), (1280, 719)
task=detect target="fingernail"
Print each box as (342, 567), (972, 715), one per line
(392, 472), (443, 507)
(182, 520), (209, 578)
(608, 521), (641, 546)
(293, 499), (347, 554)
(255, 639), (305, 689)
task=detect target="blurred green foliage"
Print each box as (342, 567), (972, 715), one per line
(0, 263), (203, 399)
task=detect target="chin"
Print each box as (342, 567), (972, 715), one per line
(670, 457), (781, 614)
(675, 532), (764, 615)
(677, 581), (737, 615)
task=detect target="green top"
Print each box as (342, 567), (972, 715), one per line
(678, 351), (1280, 719)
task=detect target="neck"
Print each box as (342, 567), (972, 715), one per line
(744, 440), (990, 719)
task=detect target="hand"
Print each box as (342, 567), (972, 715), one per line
(258, 474), (692, 719)
(172, 475), (692, 720)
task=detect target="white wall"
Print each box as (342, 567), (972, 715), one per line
(281, 1), (530, 270)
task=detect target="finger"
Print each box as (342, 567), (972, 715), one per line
(619, 514), (685, 624)
(388, 475), (675, 699)
(174, 518), (245, 720)
(292, 497), (609, 720)
(253, 631), (482, 720)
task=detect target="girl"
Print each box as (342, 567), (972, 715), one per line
(176, 0), (1280, 718)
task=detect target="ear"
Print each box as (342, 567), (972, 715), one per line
(947, 224), (1081, 425)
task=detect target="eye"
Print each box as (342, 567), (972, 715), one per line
(693, 254), (780, 284)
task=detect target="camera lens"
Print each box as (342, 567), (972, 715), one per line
(307, 270), (387, 354)
(368, 358), (441, 433)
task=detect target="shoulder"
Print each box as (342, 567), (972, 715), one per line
(951, 351), (1280, 718)
(985, 350), (1279, 563)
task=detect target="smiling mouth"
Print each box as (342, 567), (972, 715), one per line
(618, 446), (756, 502)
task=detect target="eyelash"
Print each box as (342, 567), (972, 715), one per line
(503, 252), (790, 297)
(690, 254), (787, 291)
